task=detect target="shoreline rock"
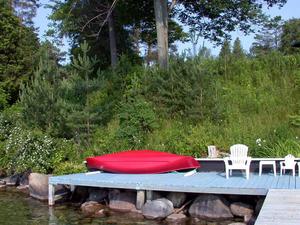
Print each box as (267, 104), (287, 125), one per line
(189, 194), (233, 220)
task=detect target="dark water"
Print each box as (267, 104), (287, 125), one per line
(0, 190), (237, 225)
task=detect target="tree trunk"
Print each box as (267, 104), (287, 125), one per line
(108, 12), (117, 68)
(154, 0), (168, 69)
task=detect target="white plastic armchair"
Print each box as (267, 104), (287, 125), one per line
(280, 154), (296, 176)
(224, 144), (252, 179)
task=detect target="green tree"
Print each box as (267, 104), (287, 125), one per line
(280, 18), (300, 54)
(19, 48), (66, 137)
(153, 0), (287, 68)
(219, 39), (231, 78)
(232, 38), (245, 59)
(250, 16), (283, 56)
(0, 4), (39, 103)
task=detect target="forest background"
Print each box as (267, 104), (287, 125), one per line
(0, 0), (299, 175)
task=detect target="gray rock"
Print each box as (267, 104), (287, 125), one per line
(165, 213), (187, 224)
(109, 189), (136, 212)
(255, 198), (265, 215)
(230, 202), (253, 217)
(189, 194), (233, 220)
(80, 201), (106, 216)
(16, 184), (29, 194)
(2, 174), (20, 186)
(29, 173), (51, 200)
(166, 192), (187, 208)
(88, 188), (108, 202)
(19, 171), (31, 186)
(142, 198), (174, 220)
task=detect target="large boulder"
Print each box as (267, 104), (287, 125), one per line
(87, 188), (108, 202)
(109, 189), (136, 212)
(29, 173), (51, 200)
(188, 194), (233, 220)
(166, 192), (187, 208)
(19, 171), (31, 186)
(142, 198), (174, 220)
(80, 201), (106, 216)
(230, 202), (253, 217)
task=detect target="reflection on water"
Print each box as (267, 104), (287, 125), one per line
(0, 190), (237, 225)
(0, 190), (160, 225)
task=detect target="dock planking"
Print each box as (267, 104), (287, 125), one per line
(49, 171), (300, 223)
(255, 189), (300, 225)
(49, 171), (300, 198)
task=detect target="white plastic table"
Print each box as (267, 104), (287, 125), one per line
(259, 160), (276, 176)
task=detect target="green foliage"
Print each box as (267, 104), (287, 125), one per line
(250, 16), (283, 56)
(0, 6), (39, 103)
(232, 38), (245, 59)
(0, 127), (57, 174)
(53, 161), (87, 175)
(19, 51), (66, 137)
(280, 18), (300, 54)
(117, 74), (158, 147)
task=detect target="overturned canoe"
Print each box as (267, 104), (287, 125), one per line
(86, 150), (200, 174)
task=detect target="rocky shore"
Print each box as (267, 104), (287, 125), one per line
(0, 172), (264, 225)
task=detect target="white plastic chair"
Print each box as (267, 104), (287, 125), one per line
(224, 144), (252, 179)
(280, 154), (296, 176)
(208, 145), (218, 158)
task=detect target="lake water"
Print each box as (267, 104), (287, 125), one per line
(0, 189), (237, 225)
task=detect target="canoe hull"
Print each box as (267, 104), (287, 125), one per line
(86, 150), (200, 174)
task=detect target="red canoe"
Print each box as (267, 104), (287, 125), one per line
(86, 150), (200, 174)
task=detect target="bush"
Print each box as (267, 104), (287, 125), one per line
(53, 161), (87, 175)
(117, 96), (158, 148)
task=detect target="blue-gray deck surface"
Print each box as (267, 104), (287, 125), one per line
(49, 171), (300, 196)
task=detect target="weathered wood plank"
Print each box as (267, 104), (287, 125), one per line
(255, 189), (300, 225)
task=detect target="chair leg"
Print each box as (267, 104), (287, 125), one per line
(280, 167), (282, 176)
(246, 169), (249, 179)
(226, 168), (229, 179)
(259, 163), (262, 176)
(293, 169), (295, 176)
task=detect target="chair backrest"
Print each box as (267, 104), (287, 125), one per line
(208, 145), (218, 158)
(229, 144), (248, 165)
(284, 154), (295, 168)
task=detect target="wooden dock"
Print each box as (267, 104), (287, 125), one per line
(49, 171), (300, 224)
(255, 189), (300, 225)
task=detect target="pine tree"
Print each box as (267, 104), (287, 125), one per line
(250, 16), (283, 56)
(232, 38), (245, 59)
(219, 39), (231, 78)
(19, 49), (66, 137)
(66, 41), (100, 146)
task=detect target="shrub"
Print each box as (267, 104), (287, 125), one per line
(117, 96), (158, 148)
(53, 161), (87, 175)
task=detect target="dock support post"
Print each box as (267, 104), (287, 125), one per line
(48, 184), (55, 206)
(146, 190), (153, 201)
(136, 190), (145, 210)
